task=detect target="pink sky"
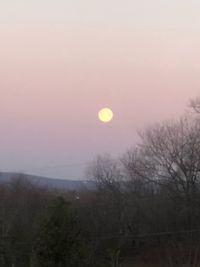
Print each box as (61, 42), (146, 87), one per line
(0, 1), (200, 179)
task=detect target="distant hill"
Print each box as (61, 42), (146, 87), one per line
(0, 172), (94, 191)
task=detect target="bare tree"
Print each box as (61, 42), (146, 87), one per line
(190, 97), (200, 114)
(121, 115), (200, 265)
(87, 154), (122, 191)
(86, 155), (126, 266)
(123, 117), (200, 195)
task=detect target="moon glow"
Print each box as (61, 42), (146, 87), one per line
(98, 108), (114, 123)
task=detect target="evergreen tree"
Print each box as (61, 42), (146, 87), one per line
(33, 196), (86, 267)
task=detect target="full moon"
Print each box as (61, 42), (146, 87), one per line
(98, 108), (114, 123)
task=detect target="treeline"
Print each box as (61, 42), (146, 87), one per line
(0, 98), (200, 267)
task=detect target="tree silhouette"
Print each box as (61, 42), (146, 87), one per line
(33, 197), (85, 267)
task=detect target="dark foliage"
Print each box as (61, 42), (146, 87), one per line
(33, 196), (86, 267)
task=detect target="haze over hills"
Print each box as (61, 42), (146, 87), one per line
(0, 172), (94, 191)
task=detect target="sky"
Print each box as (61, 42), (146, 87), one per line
(0, 0), (200, 179)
